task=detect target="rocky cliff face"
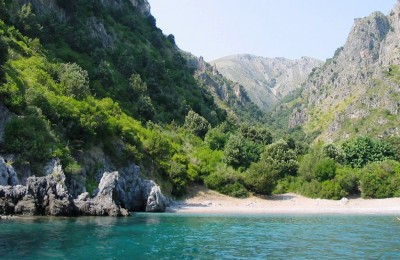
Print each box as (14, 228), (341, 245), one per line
(212, 55), (322, 109)
(0, 103), (11, 145)
(0, 157), (167, 216)
(286, 1), (400, 142)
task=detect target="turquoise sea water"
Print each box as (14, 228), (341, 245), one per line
(1, 213), (400, 259)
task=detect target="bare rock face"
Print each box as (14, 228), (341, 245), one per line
(0, 157), (19, 186)
(0, 185), (27, 215)
(0, 158), (167, 216)
(75, 172), (129, 217)
(115, 164), (144, 211)
(20, 174), (75, 216)
(284, 1), (400, 141)
(118, 166), (167, 212)
(142, 180), (167, 212)
(0, 174), (75, 216)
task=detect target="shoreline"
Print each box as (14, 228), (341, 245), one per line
(166, 187), (400, 215)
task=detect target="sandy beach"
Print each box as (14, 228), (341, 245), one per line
(167, 185), (400, 215)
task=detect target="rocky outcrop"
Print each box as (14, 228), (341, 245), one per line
(111, 166), (167, 213)
(75, 172), (129, 217)
(0, 157), (19, 186)
(0, 185), (27, 215)
(0, 174), (74, 216)
(186, 54), (255, 111)
(142, 180), (167, 212)
(0, 160), (167, 216)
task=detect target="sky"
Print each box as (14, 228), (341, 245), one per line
(148, 0), (396, 62)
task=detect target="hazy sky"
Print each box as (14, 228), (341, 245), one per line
(148, 0), (396, 62)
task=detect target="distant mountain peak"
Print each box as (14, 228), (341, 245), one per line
(282, 1), (400, 142)
(211, 55), (322, 110)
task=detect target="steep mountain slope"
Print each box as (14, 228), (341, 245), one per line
(212, 55), (322, 109)
(0, 0), (262, 199)
(277, 1), (400, 142)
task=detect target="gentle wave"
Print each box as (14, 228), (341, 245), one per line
(1, 214), (400, 259)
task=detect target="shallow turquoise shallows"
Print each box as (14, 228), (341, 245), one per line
(1, 213), (400, 259)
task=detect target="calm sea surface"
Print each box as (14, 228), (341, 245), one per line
(1, 213), (400, 259)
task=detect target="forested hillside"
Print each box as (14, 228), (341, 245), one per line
(0, 0), (274, 199)
(1, 0), (400, 203)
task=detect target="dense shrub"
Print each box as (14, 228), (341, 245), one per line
(4, 115), (58, 174)
(319, 180), (347, 200)
(342, 136), (395, 168)
(223, 134), (260, 170)
(184, 110), (210, 138)
(13, 4), (42, 38)
(0, 36), (7, 65)
(187, 147), (223, 182)
(334, 167), (360, 195)
(314, 158), (336, 181)
(58, 63), (90, 99)
(204, 166), (248, 198)
(263, 140), (298, 178)
(244, 160), (278, 195)
(359, 160), (400, 198)
(0, 36), (7, 83)
(204, 127), (227, 150)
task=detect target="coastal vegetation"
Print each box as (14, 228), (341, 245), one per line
(1, 0), (400, 202)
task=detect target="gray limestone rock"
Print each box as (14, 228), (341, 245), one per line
(0, 157), (19, 186)
(0, 159), (167, 216)
(116, 164), (145, 211)
(143, 181), (166, 212)
(0, 103), (12, 145)
(14, 195), (37, 215)
(74, 172), (129, 217)
(24, 174), (75, 216)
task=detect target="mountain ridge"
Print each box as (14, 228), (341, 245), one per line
(279, 1), (400, 142)
(212, 54), (323, 110)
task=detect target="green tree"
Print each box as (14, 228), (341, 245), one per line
(263, 140), (298, 178)
(204, 127), (227, 150)
(0, 36), (7, 83)
(58, 63), (90, 99)
(240, 124), (272, 145)
(359, 161), (399, 198)
(137, 95), (155, 120)
(184, 110), (210, 138)
(0, 0), (8, 22)
(129, 73), (148, 98)
(243, 140), (298, 195)
(223, 134), (260, 170)
(314, 158), (336, 182)
(14, 4), (42, 38)
(323, 143), (342, 162)
(4, 116), (56, 170)
(342, 136), (395, 168)
(244, 159), (278, 195)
